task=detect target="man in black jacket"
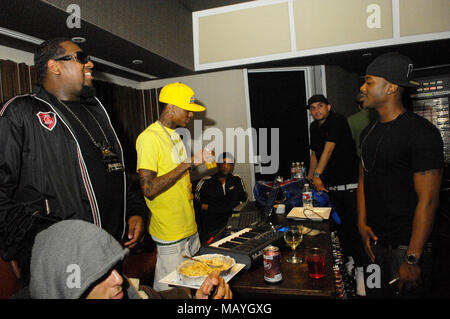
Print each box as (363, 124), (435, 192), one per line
(195, 152), (248, 243)
(0, 37), (148, 285)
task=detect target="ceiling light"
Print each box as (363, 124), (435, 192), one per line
(362, 52), (372, 57)
(132, 59), (143, 65)
(72, 37), (86, 43)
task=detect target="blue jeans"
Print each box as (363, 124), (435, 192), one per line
(364, 243), (432, 299)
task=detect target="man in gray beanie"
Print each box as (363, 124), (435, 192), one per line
(29, 220), (232, 299)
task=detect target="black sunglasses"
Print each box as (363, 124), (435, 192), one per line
(54, 51), (91, 64)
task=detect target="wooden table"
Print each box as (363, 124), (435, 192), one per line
(229, 219), (337, 299)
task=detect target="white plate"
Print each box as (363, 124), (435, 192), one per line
(286, 207), (332, 220)
(159, 263), (246, 289)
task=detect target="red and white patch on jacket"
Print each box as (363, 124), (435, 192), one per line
(36, 112), (57, 131)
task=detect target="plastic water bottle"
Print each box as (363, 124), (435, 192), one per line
(300, 162), (306, 178)
(302, 183), (313, 208)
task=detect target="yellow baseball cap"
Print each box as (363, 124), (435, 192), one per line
(159, 82), (205, 112)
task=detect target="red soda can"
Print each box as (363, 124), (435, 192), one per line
(263, 245), (282, 283)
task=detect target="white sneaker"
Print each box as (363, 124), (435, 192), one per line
(355, 266), (366, 296)
(345, 256), (355, 277)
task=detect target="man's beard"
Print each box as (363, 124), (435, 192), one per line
(80, 84), (96, 98)
(217, 171), (230, 178)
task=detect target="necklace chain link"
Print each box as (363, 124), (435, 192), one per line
(58, 100), (111, 151)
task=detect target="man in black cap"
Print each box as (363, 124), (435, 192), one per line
(357, 52), (444, 298)
(306, 94), (364, 286)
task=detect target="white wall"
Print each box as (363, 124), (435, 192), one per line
(140, 69), (255, 199)
(0, 45), (34, 65)
(93, 72), (141, 89)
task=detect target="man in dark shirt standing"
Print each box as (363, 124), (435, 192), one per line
(306, 94), (364, 279)
(195, 152), (248, 243)
(358, 52), (444, 298)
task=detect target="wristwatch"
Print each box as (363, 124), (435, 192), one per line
(313, 172), (321, 178)
(405, 253), (419, 265)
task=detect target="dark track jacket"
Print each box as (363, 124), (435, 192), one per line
(195, 173), (247, 240)
(0, 86), (148, 263)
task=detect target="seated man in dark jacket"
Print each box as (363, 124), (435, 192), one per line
(195, 153), (248, 243)
(28, 220), (232, 299)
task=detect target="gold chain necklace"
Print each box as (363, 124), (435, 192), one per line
(58, 100), (124, 173)
(58, 99), (111, 154)
(360, 121), (390, 173)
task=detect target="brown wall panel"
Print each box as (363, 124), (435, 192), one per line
(143, 89), (152, 126)
(151, 89), (159, 123)
(29, 66), (38, 89)
(18, 63), (31, 95)
(1, 60), (20, 102)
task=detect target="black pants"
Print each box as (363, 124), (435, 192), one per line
(328, 189), (366, 266)
(363, 244), (433, 299)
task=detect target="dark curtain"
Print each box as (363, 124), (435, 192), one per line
(94, 80), (147, 175)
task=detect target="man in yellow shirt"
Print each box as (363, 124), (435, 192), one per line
(136, 82), (211, 291)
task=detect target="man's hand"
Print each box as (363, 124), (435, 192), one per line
(358, 223), (378, 262)
(398, 262), (421, 294)
(312, 176), (328, 192)
(191, 149), (215, 167)
(195, 270), (233, 299)
(123, 215), (145, 249)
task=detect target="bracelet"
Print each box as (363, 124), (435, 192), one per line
(32, 210), (41, 217)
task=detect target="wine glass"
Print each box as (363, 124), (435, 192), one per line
(284, 225), (304, 263)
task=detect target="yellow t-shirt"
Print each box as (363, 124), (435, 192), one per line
(136, 122), (197, 241)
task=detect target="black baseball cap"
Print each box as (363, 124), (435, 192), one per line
(366, 52), (419, 88)
(307, 94), (329, 108)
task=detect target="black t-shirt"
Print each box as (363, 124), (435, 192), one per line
(360, 111), (444, 245)
(57, 100), (125, 241)
(310, 111), (359, 186)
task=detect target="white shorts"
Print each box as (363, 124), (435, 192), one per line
(152, 232), (201, 291)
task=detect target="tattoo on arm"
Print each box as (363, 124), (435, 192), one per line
(139, 164), (189, 200)
(140, 170), (156, 199)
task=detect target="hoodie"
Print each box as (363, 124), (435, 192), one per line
(29, 219), (140, 299)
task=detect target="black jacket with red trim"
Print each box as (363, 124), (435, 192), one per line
(0, 86), (148, 278)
